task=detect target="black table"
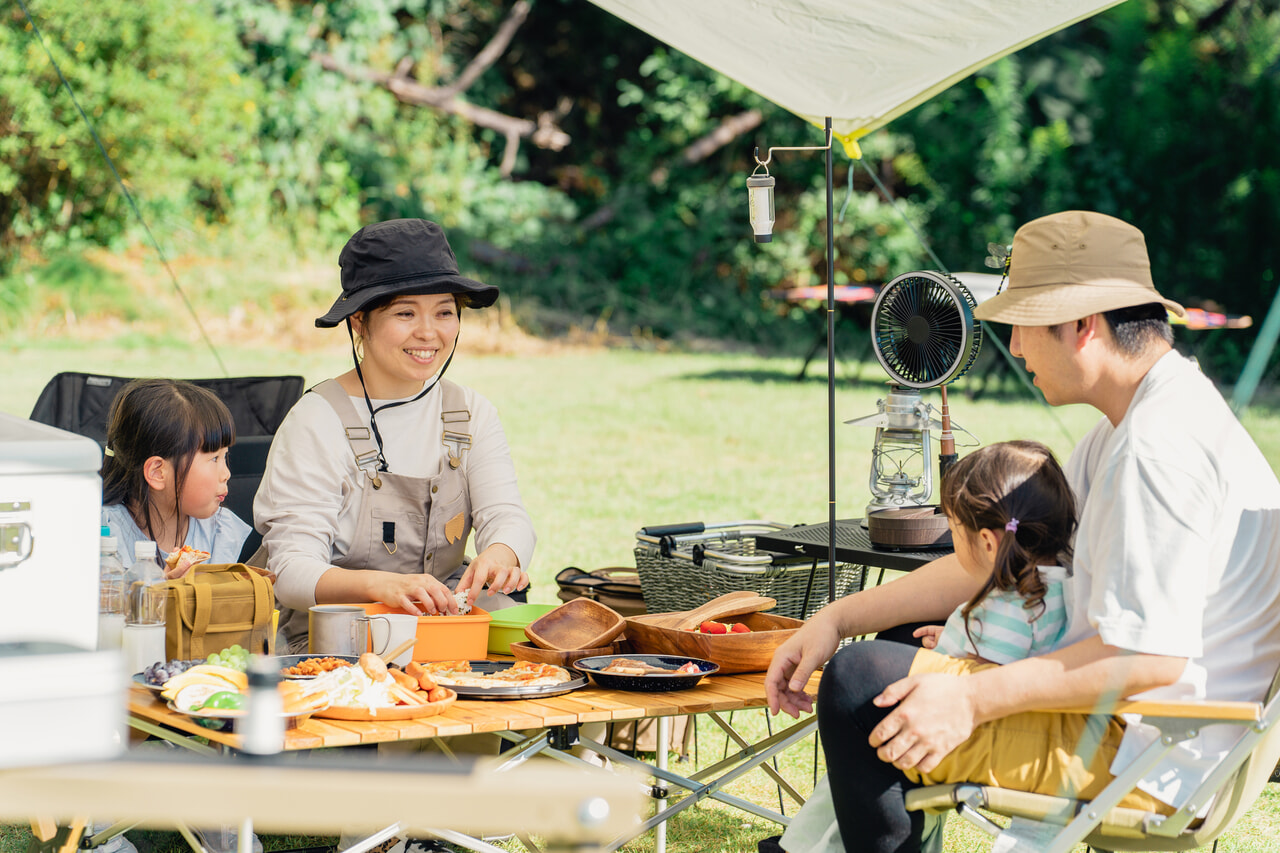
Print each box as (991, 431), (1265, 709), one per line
(754, 518), (948, 577)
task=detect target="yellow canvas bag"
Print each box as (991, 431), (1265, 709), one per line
(163, 563), (274, 660)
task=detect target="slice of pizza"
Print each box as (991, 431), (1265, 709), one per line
(503, 661), (571, 684)
(165, 545), (211, 578)
(423, 660), (471, 674)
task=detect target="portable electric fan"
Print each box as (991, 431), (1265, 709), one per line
(847, 270), (982, 521)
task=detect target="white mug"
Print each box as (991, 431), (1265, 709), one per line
(369, 613), (418, 667)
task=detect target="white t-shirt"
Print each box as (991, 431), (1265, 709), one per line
(1064, 351), (1280, 806)
(254, 382), (536, 612)
(101, 504), (251, 570)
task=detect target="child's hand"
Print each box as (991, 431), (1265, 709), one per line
(913, 624), (944, 650)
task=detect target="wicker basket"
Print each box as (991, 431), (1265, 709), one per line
(633, 521), (864, 620)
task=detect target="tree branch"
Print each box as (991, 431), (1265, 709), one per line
(682, 109), (763, 164)
(650, 109), (763, 183)
(436, 0), (532, 101)
(312, 51), (570, 177)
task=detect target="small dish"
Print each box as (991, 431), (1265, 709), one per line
(313, 689), (456, 721)
(524, 598), (626, 651)
(572, 654), (718, 692)
(273, 654), (360, 679)
(132, 672), (165, 694)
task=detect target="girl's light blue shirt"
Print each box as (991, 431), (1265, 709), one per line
(101, 504), (251, 569)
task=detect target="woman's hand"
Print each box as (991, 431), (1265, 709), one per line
(368, 571), (458, 616)
(457, 543), (528, 606)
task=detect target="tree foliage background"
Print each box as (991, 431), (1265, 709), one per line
(2, 0), (1278, 384)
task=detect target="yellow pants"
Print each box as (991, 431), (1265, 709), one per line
(901, 649), (1172, 815)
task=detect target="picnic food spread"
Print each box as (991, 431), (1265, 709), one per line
(693, 621), (753, 634)
(600, 658), (701, 676)
(424, 659), (572, 688)
(280, 656), (353, 677)
(311, 653), (452, 706)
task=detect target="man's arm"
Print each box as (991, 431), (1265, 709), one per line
(829, 552), (979, 638)
(869, 635), (1187, 773)
(765, 553), (980, 717)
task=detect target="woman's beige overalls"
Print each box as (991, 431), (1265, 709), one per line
(278, 378), (517, 654)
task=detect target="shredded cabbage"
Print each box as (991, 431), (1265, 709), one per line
(311, 665), (393, 713)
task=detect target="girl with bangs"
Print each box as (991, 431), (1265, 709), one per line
(100, 378), (251, 574)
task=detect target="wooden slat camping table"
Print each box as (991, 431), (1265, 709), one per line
(127, 669), (823, 853)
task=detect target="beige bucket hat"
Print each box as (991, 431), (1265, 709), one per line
(973, 210), (1184, 325)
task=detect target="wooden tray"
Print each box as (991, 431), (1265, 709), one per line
(509, 640), (624, 667)
(524, 598), (626, 651)
(311, 690), (456, 721)
(625, 611), (803, 674)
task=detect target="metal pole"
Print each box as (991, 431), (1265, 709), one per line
(1231, 286), (1280, 414)
(825, 116), (837, 606)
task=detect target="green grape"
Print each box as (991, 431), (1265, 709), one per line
(207, 653), (219, 664)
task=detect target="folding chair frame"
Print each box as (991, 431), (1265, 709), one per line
(906, 689), (1280, 852)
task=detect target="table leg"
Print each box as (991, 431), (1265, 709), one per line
(656, 716), (669, 853)
(127, 716), (221, 756)
(30, 818), (58, 842)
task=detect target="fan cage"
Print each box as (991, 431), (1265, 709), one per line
(870, 271), (983, 389)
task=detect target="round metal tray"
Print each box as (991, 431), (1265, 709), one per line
(434, 660), (587, 700)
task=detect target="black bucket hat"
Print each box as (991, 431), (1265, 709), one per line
(315, 219), (499, 328)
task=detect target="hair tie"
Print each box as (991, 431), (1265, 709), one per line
(1005, 518), (1019, 533)
(103, 446), (115, 457)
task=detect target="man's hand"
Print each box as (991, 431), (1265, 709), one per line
(869, 673), (977, 774)
(765, 617), (841, 718)
(457, 543), (528, 607)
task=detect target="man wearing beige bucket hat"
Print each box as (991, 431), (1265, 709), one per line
(765, 210), (1280, 853)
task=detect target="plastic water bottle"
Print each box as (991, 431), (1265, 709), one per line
(241, 656), (285, 755)
(122, 540), (167, 673)
(97, 526), (127, 650)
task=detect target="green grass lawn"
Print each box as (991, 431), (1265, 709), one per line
(4, 332), (1280, 853)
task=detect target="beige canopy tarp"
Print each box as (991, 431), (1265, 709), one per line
(587, 0), (1125, 155)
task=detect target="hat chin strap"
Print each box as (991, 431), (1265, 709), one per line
(346, 318), (458, 472)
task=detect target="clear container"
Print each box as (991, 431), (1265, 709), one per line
(122, 540), (167, 673)
(241, 656), (285, 755)
(97, 526), (127, 651)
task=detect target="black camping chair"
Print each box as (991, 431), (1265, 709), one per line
(29, 372), (305, 561)
(29, 372), (304, 443)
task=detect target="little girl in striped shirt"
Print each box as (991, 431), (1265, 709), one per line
(772, 440), (1076, 853)
(913, 438), (1074, 663)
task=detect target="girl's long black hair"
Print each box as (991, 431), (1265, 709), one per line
(101, 379), (236, 542)
(939, 440), (1077, 644)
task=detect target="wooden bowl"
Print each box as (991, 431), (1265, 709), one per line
(524, 598), (627, 651)
(866, 506), (953, 550)
(624, 611), (803, 674)
(509, 640), (624, 667)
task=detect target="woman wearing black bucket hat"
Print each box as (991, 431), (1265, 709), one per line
(255, 219), (534, 654)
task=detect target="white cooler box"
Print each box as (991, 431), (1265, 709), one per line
(0, 641), (126, 767)
(0, 411), (102, 649)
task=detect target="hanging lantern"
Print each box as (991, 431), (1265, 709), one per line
(746, 172), (775, 243)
